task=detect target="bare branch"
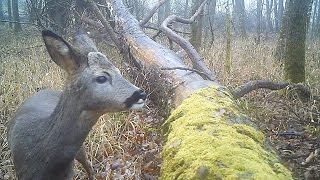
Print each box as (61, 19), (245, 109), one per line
(161, 67), (214, 81)
(0, 20), (36, 25)
(231, 80), (290, 99)
(139, 0), (168, 27)
(87, 0), (121, 50)
(81, 17), (104, 30)
(159, 0), (215, 81)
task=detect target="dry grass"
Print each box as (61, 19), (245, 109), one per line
(1, 28), (320, 179)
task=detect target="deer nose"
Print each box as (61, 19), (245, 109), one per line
(133, 90), (147, 101)
(124, 89), (147, 109)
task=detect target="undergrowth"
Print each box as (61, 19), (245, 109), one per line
(1, 27), (320, 179)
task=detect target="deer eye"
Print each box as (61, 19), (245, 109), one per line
(96, 76), (108, 83)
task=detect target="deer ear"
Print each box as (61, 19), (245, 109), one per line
(42, 30), (81, 74)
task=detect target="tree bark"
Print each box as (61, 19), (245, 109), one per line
(256, 0), (262, 44)
(266, 0), (274, 36)
(0, 0), (4, 21)
(190, 0), (204, 50)
(95, 0), (294, 179)
(12, 0), (21, 32)
(311, 0), (318, 38)
(7, 0), (12, 28)
(234, 0), (247, 39)
(284, 0), (312, 83)
(274, 0), (279, 32)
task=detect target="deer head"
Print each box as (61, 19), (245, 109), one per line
(42, 30), (146, 113)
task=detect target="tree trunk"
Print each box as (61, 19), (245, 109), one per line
(207, 0), (217, 46)
(104, 0), (293, 179)
(279, 0), (285, 28)
(0, 0), (4, 21)
(284, 0), (312, 83)
(315, 0), (320, 38)
(184, 0), (189, 18)
(311, 0), (318, 38)
(225, 12), (231, 75)
(158, 3), (165, 25)
(234, 0), (247, 39)
(7, 0), (12, 28)
(12, 0), (21, 32)
(266, 0), (274, 37)
(46, 0), (72, 33)
(190, 0), (204, 51)
(257, 0), (263, 44)
(274, 0), (279, 32)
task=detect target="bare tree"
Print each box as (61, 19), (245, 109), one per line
(190, 0), (204, 50)
(266, 0), (274, 37)
(233, 0), (247, 38)
(12, 0), (21, 32)
(274, 0), (279, 32)
(7, 0), (12, 28)
(46, 0), (73, 33)
(284, 0), (312, 83)
(257, 0), (263, 44)
(0, 0), (4, 21)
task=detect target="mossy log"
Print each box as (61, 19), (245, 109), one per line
(108, 1), (293, 179)
(162, 86), (292, 179)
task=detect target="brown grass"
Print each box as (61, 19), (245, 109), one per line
(1, 28), (320, 179)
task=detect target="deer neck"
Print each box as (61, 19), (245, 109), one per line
(46, 86), (101, 161)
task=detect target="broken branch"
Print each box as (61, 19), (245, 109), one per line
(159, 0), (215, 81)
(231, 80), (290, 99)
(139, 0), (168, 27)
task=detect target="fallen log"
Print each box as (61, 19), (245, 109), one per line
(91, 0), (293, 179)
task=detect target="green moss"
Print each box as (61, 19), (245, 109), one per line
(161, 86), (292, 180)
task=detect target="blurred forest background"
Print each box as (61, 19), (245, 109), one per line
(1, 0), (320, 179)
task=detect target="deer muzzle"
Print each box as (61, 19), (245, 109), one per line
(124, 90), (147, 110)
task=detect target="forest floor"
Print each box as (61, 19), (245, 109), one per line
(1, 28), (320, 179)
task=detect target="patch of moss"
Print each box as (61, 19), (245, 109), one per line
(161, 86), (292, 180)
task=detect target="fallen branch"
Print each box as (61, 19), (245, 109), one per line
(139, 0), (168, 27)
(88, 0), (121, 50)
(231, 80), (290, 99)
(159, 0), (215, 81)
(161, 67), (214, 81)
(302, 148), (320, 166)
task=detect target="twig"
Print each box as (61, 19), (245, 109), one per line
(0, 20), (37, 26)
(139, 0), (168, 27)
(159, 0), (215, 81)
(302, 148), (320, 166)
(231, 80), (290, 99)
(161, 67), (213, 81)
(87, 0), (121, 50)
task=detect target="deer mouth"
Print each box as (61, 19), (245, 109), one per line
(124, 90), (146, 110)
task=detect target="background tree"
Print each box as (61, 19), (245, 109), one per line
(233, 0), (247, 38)
(274, 0), (279, 32)
(284, 0), (312, 83)
(257, 0), (263, 44)
(314, 0), (320, 38)
(7, 0), (12, 28)
(190, 0), (204, 50)
(0, 0), (4, 21)
(205, 0), (217, 46)
(266, 0), (273, 38)
(46, 0), (72, 33)
(12, 0), (21, 32)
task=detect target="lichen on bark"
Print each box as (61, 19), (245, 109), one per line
(161, 86), (292, 180)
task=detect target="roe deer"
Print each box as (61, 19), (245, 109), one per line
(7, 30), (146, 180)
